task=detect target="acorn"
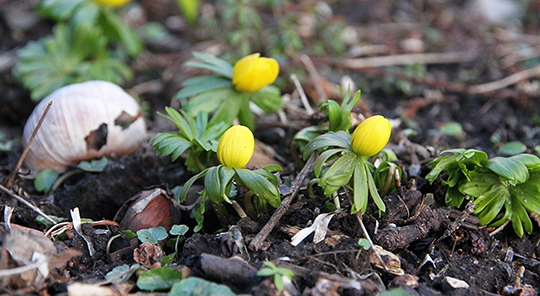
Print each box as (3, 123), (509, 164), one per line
(114, 188), (181, 233)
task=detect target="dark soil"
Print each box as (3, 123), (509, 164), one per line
(1, 0), (540, 295)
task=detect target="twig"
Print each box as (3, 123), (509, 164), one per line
(290, 74), (315, 115)
(340, 50), (477, 69)
(301, 54), (327, 102)
(5, 101), (53, 188)
(489, 219), (510, 237)
(0, 184), (57, 225)
(469, 64), (540, 93)
(249, 153), (317, 251)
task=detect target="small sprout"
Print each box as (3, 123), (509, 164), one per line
(356, 238), (371, 259)
(177, 52), (282, 130)
(137, 226), (168, 245)
(257, 261), (294, 291)
(303, 115), (392, 214)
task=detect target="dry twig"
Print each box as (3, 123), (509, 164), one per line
(0, 184), (57, 225)
(469, 64), (540, 93)
(340, 50), (477, 69)
(5, 101), (53, 188)
(249, 153), (316, 251)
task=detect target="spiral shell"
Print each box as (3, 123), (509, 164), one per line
(22, 81), (147, 174)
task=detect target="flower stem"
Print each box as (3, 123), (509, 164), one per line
(192, 149), (206, 172)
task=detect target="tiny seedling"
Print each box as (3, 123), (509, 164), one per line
(256, 261), (294, 292)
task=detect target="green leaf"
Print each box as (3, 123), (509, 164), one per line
(35, 215), (67, 227)
(439, 122), (463, 136)
(176, 76), (232, 99)
(182, 87), (233, 116)
(34, 168), (59, 193)
(121, 230), (137, 239)
(499, 141), (527, 156)
(511, 154), (540, 171)
(358, 238), (371, 250)
(208, 96), (243, 128)
(169, 277), (235, 296)
(484, 157), (529, 185)
(170, 224), (189, 236)
(319, 152), (356, 195)
(219, 166), (236, 199)
(105, 264), (142, 284)
(186, 52), (234, 78)
(352, 157), (368, 214)
(204, 166), (224, 203)
(179, 169), (208, 202)
(237, 95), (255, 130)
(365, 160), (386, 212)
(314, 148), (348, 178)
(274, 274), (284, 291)
(100, 8), (143, 57)
(473, 184), (508, 225)
(137, 268), (183, 291)
(261, 164), (283, 172)
(235, 168), (281, 208)
(137, 226), (168, 244)
(256, 268), (275, 277)
(293, 125), (326, 150)
(150, 133), (192, 161)
(445, 186), (466, 208)
(78, 157), (108, 172)
(250, 86), (283, 113)
(303, 131), (352, 160)
(38, 0), (87, 20)
(458, 171), (500, 197)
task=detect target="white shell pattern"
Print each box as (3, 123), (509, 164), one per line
(22, 81), (147, 174)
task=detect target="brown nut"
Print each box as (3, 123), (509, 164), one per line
(114, 188), (181, 233)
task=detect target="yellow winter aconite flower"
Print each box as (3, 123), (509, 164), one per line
(93, 0), (131, 7)
(350, 115), (391, 157)
(217, 125), (255, 168)
(232, 53), (279, 92)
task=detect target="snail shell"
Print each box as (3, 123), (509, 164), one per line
(22, 81), (147, 174)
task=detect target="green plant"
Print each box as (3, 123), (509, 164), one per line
(426, 149), (540, 237)
(178, 126), (282, 232)
(150, 108), (228, 172)
(13, 23), (133, 101)
(293, 88), (361, 152)
(256, 261), (294, 291)
(177, 52), (282, 131)
(38, 0), (142, 57)
(373, 149), (403, 197)
(303, 115), (391, 214)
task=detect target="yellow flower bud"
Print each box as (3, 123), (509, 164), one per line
(350, 115), (391, 157)
(232, 53), (279, 92)
(93, 0), (131, 7)
(217, 125), (254, 168)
